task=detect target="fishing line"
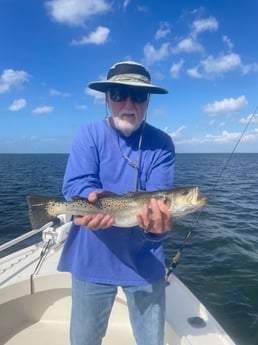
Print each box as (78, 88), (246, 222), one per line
(166, 105), (258, 284)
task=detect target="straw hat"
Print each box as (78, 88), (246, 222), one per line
(88, 61), (168, 94)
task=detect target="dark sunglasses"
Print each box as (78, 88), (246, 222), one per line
(109, 87), (149, 103)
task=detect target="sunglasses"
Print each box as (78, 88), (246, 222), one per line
(109, 87), (149, 103)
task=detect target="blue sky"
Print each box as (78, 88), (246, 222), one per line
(1, 0), (258, 153)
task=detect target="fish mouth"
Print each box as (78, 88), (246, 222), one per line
(196, 197), (208, 206)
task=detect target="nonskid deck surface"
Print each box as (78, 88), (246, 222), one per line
(1, 290), (136, 345)
(0, 286), (176, 345)
(3, 322), (136, 345)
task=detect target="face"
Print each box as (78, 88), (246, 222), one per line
(106, 87), (149, 136)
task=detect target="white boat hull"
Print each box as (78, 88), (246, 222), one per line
(0, 220), (236, 345)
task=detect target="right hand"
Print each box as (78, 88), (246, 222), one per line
(73, 191), (114, 230)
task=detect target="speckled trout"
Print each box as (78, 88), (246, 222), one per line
(27, 187), (207, 229)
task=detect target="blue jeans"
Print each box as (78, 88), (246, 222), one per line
(70, 276), (165, 345)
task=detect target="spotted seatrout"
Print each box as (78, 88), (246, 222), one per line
(27, 186), (207, 229)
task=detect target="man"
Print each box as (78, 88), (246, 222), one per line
(58, 61), (175, 345)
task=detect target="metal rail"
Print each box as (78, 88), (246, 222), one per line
(0, 222), (53, 253)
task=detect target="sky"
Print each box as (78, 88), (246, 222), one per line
(0, 0), (258, 153)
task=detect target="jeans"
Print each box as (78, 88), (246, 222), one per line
(70, 276), (165, 345)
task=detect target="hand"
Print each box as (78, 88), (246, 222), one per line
(136, 198), (172, 234)
(73, 191), (114, 230)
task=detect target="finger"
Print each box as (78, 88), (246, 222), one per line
(73, 215), (93, 226)
(136, 213), (144, 228)
(157, 199), (169, 214)
(136, 213), (153, 230)
(88, 192), (99, 203)
(98, 215), (114, 228)
(150, 198), (164, 233)
(137, 203), (151, 229)
(149, 199), (172, 233)
(157, 199), (172, 231)
(87, 214), (114, 230)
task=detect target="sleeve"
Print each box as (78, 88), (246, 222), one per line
(62, 125), (103, 201)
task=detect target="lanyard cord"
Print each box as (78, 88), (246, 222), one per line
(105, 117), (146, 192)
(166, 105), (258, 285)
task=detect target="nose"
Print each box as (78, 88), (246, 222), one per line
(123, 95), (134, 107)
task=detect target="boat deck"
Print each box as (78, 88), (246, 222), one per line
(0, 288), (136, 345)
(0, 224), (236, 345)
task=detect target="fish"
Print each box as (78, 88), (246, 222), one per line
(27, 186), (207, 229)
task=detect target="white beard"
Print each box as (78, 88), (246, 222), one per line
(113, 117), (141, 133)
(112, 110), (144, 135)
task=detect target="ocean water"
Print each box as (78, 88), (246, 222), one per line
(0, 153), (257, 345)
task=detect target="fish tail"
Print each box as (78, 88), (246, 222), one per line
(27, 195), (59, 229)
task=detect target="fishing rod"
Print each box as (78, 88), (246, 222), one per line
(165, 105), (258, 284)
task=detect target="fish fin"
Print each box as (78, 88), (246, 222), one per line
(72, 195), (88, 201)
(97, 191), (118, 198)
(72, 192), (117, 201)
(27, 195), (59, 229)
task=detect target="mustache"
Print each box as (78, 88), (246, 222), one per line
(118, 110), (137, 116)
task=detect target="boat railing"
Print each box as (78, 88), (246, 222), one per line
(0, 222), (54, 253)
(0, 214), (71, 254)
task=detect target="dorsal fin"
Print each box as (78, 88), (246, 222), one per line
(97, 191), (118, 198)
(72, 192), (118, 201)
(72, 195), (88, 201)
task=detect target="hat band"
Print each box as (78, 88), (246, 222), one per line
(109, 73), (151, 85)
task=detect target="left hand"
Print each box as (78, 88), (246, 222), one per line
(136, 198), (172, 234)
(73, 191), (114, 230)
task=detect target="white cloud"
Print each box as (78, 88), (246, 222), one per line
(188, 52), (258, 78)
(32, 106), (54, 114)
(203, 53), (241, 74)
(187, 67), (202, 79)
(45, 0), (111, 26)
(172, 37), (203, 54)
(204, 130), (242, 143)
(239, 113), (258, 124)
(155, 22), (171, 40)
(8, 98), (27, 111)
(188, 53), (242, 78)
(166, 128), (258, 152)
(137, 5), (148, 13)
(203, 95), (248, 116)
(49, 88), (71, 97)
(123, 0), (131, 11)
(164, 125), (187, 141)
(203, 129), (258, 144)
(0, 69), (29, 93)
(170, 60), (184, 79)
(143, 42), (170, 65)
(75, 104), (88, 110)
(241, 62), (258, 74)
(222, 35), (234, 50)
(71, 26), (110, 45)
(192, 16), (218, 36)
(171, 125), (187, 139)
(85, 87), (105, 103)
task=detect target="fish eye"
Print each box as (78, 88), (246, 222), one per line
(182, 189), (189, 196)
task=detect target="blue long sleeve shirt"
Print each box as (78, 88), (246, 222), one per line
(58, 119), (175, 285)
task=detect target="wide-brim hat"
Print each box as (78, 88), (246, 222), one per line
(88, 61), (168, 94)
